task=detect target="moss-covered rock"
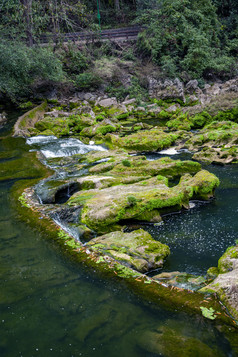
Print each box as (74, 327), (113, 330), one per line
(85, 229), (170, 273)
(35, 116), (71, 137)
(87, 156), (201, 180)
(200, 245), (238, 320)
(193, 147), (238, 165)
(67, 168), (219, 233)
(154, 271), (207, 291)
(106, 128), (179, 152)
(138, 326), (223, 357)
(14, 101), (48, 137)
(185, 121), (238, 149)
(80, 119), (120, 138)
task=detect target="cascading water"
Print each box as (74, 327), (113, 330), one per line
(27, 135), (107, 159)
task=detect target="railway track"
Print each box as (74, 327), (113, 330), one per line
(39, 26), (142, 44)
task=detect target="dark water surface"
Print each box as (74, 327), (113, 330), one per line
(0, 112), (237, 356)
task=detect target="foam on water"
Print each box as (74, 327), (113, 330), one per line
(158, 147), (178, 155)
(27, 136), (107, 158)
(26, 135), (58, 144)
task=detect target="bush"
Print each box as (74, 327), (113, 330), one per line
(0, 41), (64, 102)
(74, 72), (102, 90)
(61, 46), (89, 75)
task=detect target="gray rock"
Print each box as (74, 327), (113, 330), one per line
(167, 104), (179, 112)
(148, 77), (185, 102)
(136, 106), (146, 112)
(98, 98), (118, 107)
(185, 79), (198, 93)
(122, 98), (136, 105)
(84, 93), (94, 100)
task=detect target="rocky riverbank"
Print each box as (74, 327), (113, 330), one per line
(12, 79), (238, 324)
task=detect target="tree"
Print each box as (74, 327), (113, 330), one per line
(136, 0), (236, 79)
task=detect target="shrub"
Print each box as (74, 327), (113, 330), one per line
(74, 72), (102, 90)
(122, 159), (131, 167)
(0, 41), (64, 102)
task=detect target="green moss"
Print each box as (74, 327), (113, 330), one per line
(17, 101), (48, 133)
(68, 193), (95, 206)
(218, 246), (238, 273)
(200, 306), (217, 320)
(109, 129), (179, 152)
(122, 159), (131, 167)
(207, 267), (219, 278)
(95, 125), (117, 135)
(95, 114), (105, 121)
(191, 111), (212, 128)
(116, 113), (129, 120)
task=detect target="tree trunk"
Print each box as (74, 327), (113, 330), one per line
(114, 0), (120, 13)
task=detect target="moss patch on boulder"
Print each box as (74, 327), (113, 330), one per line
(67, 168), (219, 233)
(106, 128), (179, 152)
(85, 229), (170, 273)
(200, 245), (238, 321)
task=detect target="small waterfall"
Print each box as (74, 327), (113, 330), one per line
(158, 147), (178, 155)
(27, 136), (107, 159)
(51, 212), (80, 241)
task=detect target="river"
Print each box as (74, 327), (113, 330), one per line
(0, 111), (237, 356)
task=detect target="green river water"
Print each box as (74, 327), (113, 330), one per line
(0, 111), (237, 356)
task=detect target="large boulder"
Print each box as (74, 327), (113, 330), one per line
(184, 121), (238, 164)
(85, 229), (170, 272)
(106, 128), (179, 153)
(97, 97), (118, 107)
(67, 167), (219, 233)
(148, 77), (185, 102)
(200, 245), (238, 320)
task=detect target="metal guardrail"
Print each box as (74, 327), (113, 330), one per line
(39, 26), (142, 44)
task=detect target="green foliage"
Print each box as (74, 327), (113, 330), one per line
(200, 306), (217, 320)
(0, 41), (64, 102)
(74, 72), (102, 90)
(122, 159), (131, 167)
(106, 76), (148, 102)
(191, 112), (212, 128)
(19, 101), (34, 109)
(127, 196), (138, 206)
(213, 107), (238, 123)
(18, 194), (29, 208)
(58, 230), (71, 241)
(60, 46), (89, 75)
(137, 0), (237, 78)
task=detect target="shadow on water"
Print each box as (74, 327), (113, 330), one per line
(0, 111), (237, 356)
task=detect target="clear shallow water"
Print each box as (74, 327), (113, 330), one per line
(0, 112), (237, 356)
(145, 155), (238, 275)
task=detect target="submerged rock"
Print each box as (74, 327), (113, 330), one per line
(85, 229), (170, 273)
(138, 326), (224, 357)
(154, 271), (207, 291)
